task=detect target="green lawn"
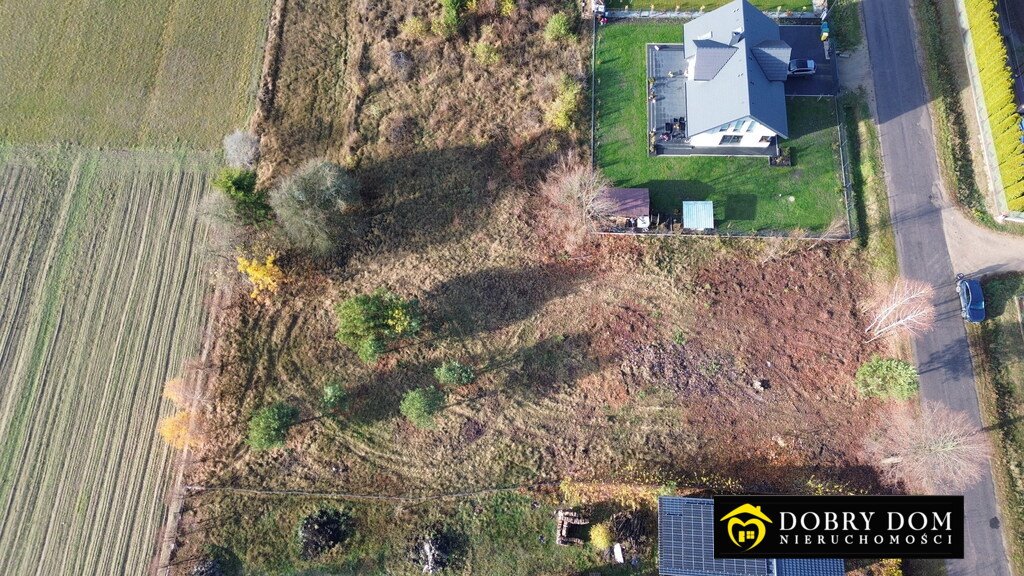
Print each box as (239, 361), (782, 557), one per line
(594, 22), (845, 232)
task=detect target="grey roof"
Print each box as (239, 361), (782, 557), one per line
(658, 497), (847, 576)
(683, 0), (790, 138)
(601, 187), (650, 218)
(751, 40), (792, 82)
(691, 39), (739, 81)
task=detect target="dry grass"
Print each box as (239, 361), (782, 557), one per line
(171, 0), (891, 572)
(0, 0), (269, 147)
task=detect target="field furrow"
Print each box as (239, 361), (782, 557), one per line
(0, 147), (212, 576)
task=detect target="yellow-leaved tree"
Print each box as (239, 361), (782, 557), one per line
(237, 251), (284, 300)
(158, 411), (206, 450)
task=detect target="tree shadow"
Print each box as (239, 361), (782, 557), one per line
(426, 264), (585, 338)
(353, 130), (571, 260)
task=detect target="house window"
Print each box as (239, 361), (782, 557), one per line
(731, 120), (744, 131)
(760, 135), (773, 143)
(720, 135), (743, 145)
(719, 124), (729, 132)
(746, 121), (757, 132)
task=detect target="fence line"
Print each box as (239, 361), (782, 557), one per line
(180, 482), (557, 504)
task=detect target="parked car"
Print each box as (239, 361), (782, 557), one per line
(788, 59), (816, 77)
(956, 273), (986, 323)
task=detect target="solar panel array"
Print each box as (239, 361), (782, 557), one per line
(774, 558), (845, 576)
(659, 497), (772, 576)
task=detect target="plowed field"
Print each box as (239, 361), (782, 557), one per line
(0, 147), (211, 575)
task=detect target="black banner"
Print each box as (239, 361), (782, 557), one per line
(712, 495), (964, 559)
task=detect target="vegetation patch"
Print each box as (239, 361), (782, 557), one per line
(972, 275), (1024, 572)
(914, 0), (990, 219)
(963, 0), (1024, 209)
(594, 22), (844, 231)
(855, 357), (919, 400)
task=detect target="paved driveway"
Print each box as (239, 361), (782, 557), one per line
(781, 25), (837, 96)
(862, 0), (1013, 574)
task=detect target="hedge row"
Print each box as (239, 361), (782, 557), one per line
(965, 0), (1024, 210)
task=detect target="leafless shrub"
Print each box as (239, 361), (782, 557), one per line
(863, 279), (936, 342)
(389, 50), (415, 81)
(270, 159), (360, 256)
(862, 401), (989, 492)
(223, 129), (260, 169)
(534, 159), (614, 254)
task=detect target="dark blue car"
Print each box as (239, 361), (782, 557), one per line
(956, 274), (985, 323)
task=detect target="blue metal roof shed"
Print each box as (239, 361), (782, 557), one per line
(682, 201), (715, 231)
(658, 497), (845, 576)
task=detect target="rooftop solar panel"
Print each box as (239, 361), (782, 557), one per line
(774, 558), (845, 576)
(659, 497), (772, 576)
(659, 497), (846, 576)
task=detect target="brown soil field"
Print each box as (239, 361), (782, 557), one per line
(0, 147), (212, 574)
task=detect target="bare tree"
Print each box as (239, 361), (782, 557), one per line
(223, 129), (260, 169)
(862, 401), (989, 492)
(863, 279), (936, 342)
(536, 158), (614, 253)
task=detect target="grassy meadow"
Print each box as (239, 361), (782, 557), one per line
(594, 22), (845, 232)
(0, 0), (270, 147)
(972, 275), (1024, 573)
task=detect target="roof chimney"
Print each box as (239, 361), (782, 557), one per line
(730, 29), (744, 45)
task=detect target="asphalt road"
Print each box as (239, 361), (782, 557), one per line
(862, 1), (1013, 574)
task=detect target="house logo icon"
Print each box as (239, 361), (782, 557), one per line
(719, 503), (773, 551)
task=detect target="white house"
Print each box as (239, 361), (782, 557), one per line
(679, 0), (791, 150)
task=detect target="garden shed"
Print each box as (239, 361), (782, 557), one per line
(682, 200), (715, 231)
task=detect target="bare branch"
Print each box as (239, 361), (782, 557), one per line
(862, 401), (989, 492)
(864, 279), (936, 342)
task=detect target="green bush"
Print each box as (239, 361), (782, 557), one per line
(547, 77), (583, 131)
(434, 361), (475, 386)
(473, 42), (500, 66)
(246, 403), (299, 451)
(322, 381), (348, 412)
(436, 0), (465, 38)
(400, 387), (446, 429)
(213, 167), (272, 225)
(855, 357), (919, 400)
(335, 289), (423, 363)
(269, 159), (360, 256)
(544, 12), (575, 42)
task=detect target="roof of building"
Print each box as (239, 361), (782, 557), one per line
(682, 200), (715, 230)
(683, 0), (790, 138)
(600, 187), (651, 218)
(658, 497), (846, 576)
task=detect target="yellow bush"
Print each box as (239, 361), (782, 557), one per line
(879, 558), (903, 576)
(964, 0), (1024, 210)
(589, 523), (613, 550)
(237, 252), (283, 300)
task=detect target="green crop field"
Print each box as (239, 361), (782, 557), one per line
(0, 147), (213, 574)
(595, 21), (845, 232)
(0, 0), (270, 147)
